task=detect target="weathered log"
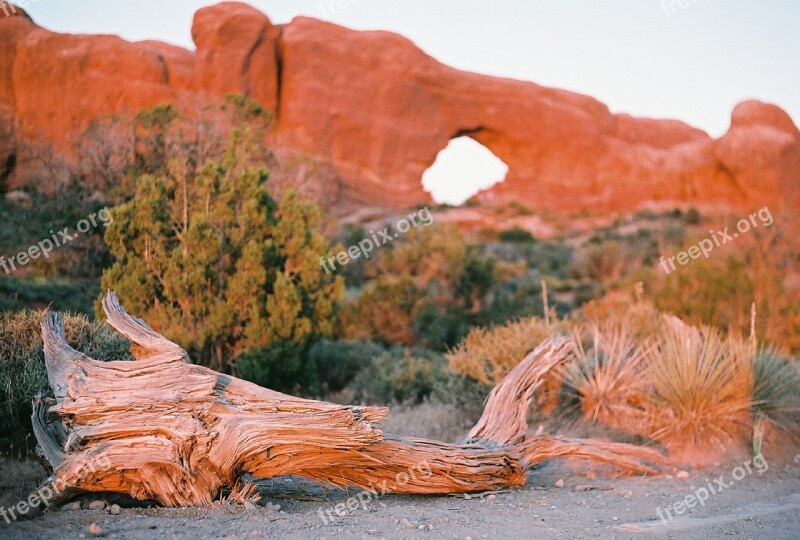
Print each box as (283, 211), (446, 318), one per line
(30, 292), (663, 507)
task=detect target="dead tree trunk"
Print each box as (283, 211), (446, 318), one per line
(31, 292), (663, 507)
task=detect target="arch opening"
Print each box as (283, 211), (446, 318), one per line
(421, 136), (509, 206)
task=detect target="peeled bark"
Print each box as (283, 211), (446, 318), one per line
(31, 292), (663, 507)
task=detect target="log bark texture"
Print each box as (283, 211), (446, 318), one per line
(31, 292), (663, 507)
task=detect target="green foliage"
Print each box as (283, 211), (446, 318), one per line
(498, 227), (536, 243)
(234, 341), (312, 394)
(0, 310), (131, 449)
(307, 339), (385, 393)
(351, 347), (450, 405)
(342, 226), (580, 351)
(334, 224), (369, 287)
(341, 225), (469, 348)
(99, 103), (342, 371)
(0, 277), (99, 315)
(684, 207), (702, 225)
(0, 181), (111, 280)
(751, 349), (800, 427)
(484, 240), (574, 279)
(651, 255), (755, 332)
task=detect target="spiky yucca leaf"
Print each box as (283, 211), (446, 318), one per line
(644, 321), (753, 448)
(751, 349), (800, 428)
(562, 327), (652, 431)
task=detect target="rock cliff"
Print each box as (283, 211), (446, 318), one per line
(1, 2), (797, 212)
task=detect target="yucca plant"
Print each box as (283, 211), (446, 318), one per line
(562, 326), (652, 432)
(644, 319), (753, 450)
(751, 349), (800, 455)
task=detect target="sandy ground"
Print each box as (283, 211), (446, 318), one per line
(2, 458), (799, 540)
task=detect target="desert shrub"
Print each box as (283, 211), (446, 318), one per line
(234, 341), (315, 395)
(350, 348), (450, 405)
(340, 278), (419, 345)
(0, 181), (112, 281)
(751, 349), (800, 428)
(642, 321), (753, 450)
(651, 255), (755, 333)
(307, 339), (385, 393)
(341, 225), (496, 350)
(561, 328), (652, 432)
(483, 241), (574, 280)
(684, 207), (702, 225)
(99, 101), (342, 371)
(498, 227), (535, 243)
(0, 310), (131, 449)
(446, 316), (555, 386)
(647, 210), (800, 353)
(334, 224), (369, 287)
(578, 292), (664, 340)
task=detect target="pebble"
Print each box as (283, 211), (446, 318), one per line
(88, 500), (106, 511)
(108, 504), (121, 515)
(486, 494), (497, 502)
(63, 502), (82, 511)
(88, 522), (104, 537)
(676, 470), (690, 479)
(555, 478), (565, 488)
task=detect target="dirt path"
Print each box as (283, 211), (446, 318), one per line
(3, 460), (799, 540)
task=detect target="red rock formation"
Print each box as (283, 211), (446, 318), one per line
(0, 2), (797, 214)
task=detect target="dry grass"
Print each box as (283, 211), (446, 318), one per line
(642, 320), (753, 451)
(382, 402), (478, 443)
(446, 316), (554, 385)
(446, 291), (800, 466)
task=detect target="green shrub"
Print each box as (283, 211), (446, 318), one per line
(751, 349), (800, 428)
(0, 182), (112, 280)
(307, 339), (385, 393)
(498, 228), (535, 243)
(684, 207), (702, 225)
(351, 347), (450, 405)
(0, 310), (131, 450)
(234, 341), (313, 395)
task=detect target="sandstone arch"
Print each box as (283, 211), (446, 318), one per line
(0, 3), (796, 213)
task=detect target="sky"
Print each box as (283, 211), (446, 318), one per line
(19, 0), (800, 204)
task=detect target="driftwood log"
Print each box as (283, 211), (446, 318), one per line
(31, 292), (663, 508)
